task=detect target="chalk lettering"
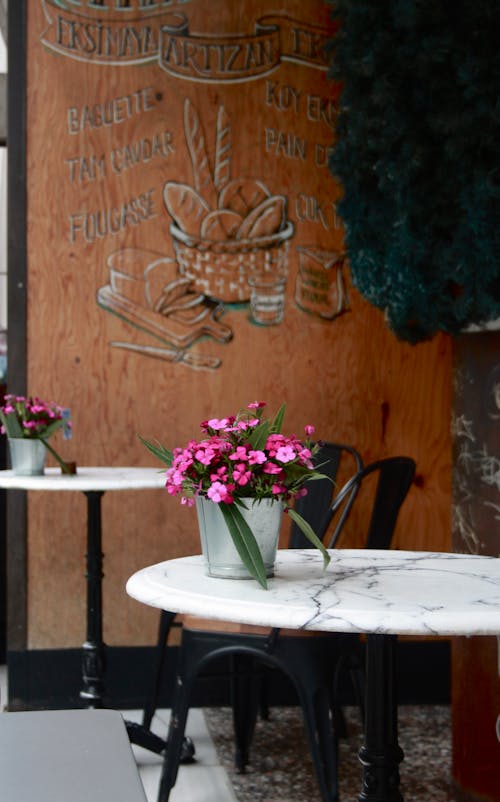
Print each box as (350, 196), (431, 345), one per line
(307, 94), (336, 127)
(110, 131), (174, 174)
(315, 143), (335, 167)
(161, 35), (276, 78)
(56, 17), (159, 61)
(328, 202), (344, 231)
(265, 128), (306, 160)
(69, 189), (156, 243)
(290, 26), (327, 65)
(66, 154), (106, 183)
(295, 194), (329, 230)
(265, 80), (301, 113)
(67, 87), (156, 134)
(63, 1), (184, 8)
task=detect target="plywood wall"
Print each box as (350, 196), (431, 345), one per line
(24, 0), (451, 649)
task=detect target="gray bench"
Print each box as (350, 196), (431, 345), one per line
(0, 708), (147, 801)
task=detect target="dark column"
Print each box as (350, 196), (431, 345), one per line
(451, 330), (500, 802)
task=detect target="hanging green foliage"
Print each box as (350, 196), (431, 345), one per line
(327, 0), (500, 343)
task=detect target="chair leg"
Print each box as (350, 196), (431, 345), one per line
(157, 672), (196, 802)
(332, 644), (366, 734)
(296, 683), (339, 802)
(231, 654), (260, 772)
(143, 611), (176, 730)
(275, 641), (339, 802)
(258, 668), (271, 721)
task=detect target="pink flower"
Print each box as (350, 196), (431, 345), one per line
(210, 466), (228, 482)
(229, 445), (248, 461)
(233, 463), (252, 486)
(247, 401), (266, 410)
(275, 445), (296, 463)
(166, 467), (185, 487)
(194, 446), (217, 465)
(207, 417), (230, 431)
(181, 496), (194, 507)
(304, 424), (315, 436)
(262, 461), (283, 475)
(248, 450), (266, 465)
(272, 483), (286, 495)
(207, 481), (233, 503)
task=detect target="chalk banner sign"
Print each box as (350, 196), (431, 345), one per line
(41, 1), (331, 76)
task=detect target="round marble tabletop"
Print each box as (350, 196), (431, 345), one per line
(0, 466), (166, 491)
(126, 549), (500, 638)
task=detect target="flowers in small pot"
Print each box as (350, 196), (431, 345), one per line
(141, 401), (331, 588)
(0, 394), (73, 474)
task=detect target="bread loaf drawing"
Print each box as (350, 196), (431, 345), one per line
(164, 101), (290, 245)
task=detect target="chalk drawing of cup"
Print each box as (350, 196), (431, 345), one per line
(248, 272), (287, 326)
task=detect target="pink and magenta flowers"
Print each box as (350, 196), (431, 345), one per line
(162, 402), (317, 507)
(141, 402), (331, 588)
(0, 394), (68, 440)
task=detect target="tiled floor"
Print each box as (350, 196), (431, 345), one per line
(126, 707), (237, 802)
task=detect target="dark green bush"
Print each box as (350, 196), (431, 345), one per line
(327, 0), (500, 342)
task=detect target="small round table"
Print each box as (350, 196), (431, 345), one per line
(127, 548), (500, 802)
(0, 467), (165, 708)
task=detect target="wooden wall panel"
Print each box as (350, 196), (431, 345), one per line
(24, 1), (451, 648)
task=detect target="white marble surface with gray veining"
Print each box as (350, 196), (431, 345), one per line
(126, 549), (500, 637)
(0, 466), (166, 491)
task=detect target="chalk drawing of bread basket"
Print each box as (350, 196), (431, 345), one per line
(164, 100), (294, 303)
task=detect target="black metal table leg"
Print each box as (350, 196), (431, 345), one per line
(358, 634), (404, 802)
(80, 490), (106, 708)
(78, 490), (195, 763)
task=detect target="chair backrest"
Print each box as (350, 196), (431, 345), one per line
(288, 441), (363, 549)
(322, 456), (416, 550)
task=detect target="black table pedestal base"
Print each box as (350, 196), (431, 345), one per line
(80, 491), (106, 708)
(79, 491), (195, 762)
(358, 634), (404, 802)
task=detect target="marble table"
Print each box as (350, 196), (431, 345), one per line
(127, 548), (500, 802)
(0, 467), (165, 709)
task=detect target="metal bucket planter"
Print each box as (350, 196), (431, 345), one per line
(8, 437), (47, 476)
(195, 496), (283, 580)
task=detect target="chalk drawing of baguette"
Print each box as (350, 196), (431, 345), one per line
(184, 99), (218, 210)
(214, 105), (231, 192)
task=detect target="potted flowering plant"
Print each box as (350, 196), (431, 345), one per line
(141, 401), (331, 588)
(0, 394), (73, 475)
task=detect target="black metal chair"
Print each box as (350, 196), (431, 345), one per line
(154, 453), (416, 802)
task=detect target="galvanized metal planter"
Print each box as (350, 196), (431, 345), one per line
(196, 496), (283, 580)
(8, 437), (47, 476)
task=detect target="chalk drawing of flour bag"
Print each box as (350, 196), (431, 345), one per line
(295, 246), (350, 320)
(164, 100), (294, 303)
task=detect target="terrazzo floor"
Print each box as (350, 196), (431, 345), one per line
(204, 704), (455, 802)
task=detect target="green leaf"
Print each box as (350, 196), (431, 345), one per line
(270, 403), (286, 434)
(41, 418), (64, 440)
(138, 435), (173, 467)
(219, 503), (268, 589)
(0, 410), (23, 438)
(40, 438), (72, 475)
(247, 420), (270, 451)
(287, 508), (331, 570)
